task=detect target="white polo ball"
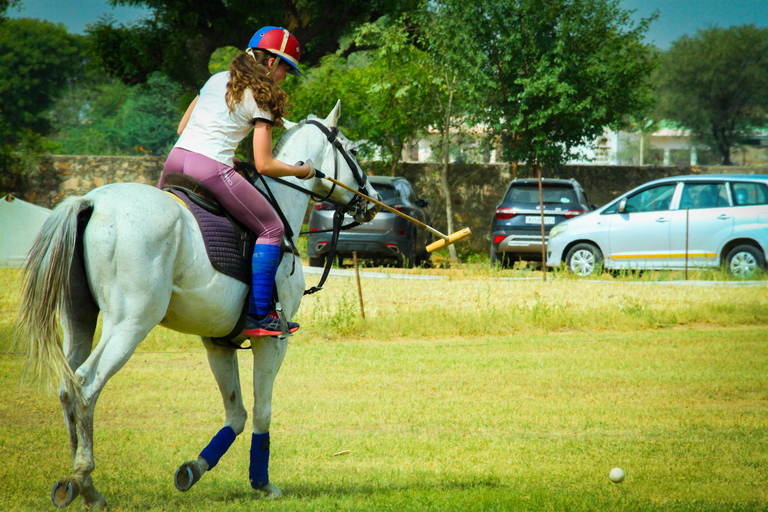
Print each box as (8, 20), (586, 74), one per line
(609, 467), (625, 483)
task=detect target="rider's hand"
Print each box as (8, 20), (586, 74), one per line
(297, 159), (316, 180)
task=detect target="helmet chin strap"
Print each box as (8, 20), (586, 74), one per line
(245, 47), (282, 77)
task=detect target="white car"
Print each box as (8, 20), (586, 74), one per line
(546, 174), (768, 277)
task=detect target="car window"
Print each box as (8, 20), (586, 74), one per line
(731, 182), (768, 206)
(374, 185), (399, 202)
(678, 182), (729, 209)
(624, 184), (676, 213)
(505, 184), (577, 204)
(395, 182), (417, 203)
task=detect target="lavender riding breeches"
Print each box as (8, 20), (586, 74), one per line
(158, 147), (283, 246)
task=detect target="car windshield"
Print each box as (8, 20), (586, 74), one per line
(505, 184), (577, 204)
(374, 184), (399, 203)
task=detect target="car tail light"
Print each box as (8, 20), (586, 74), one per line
(494, 235), (505, 244)
(385, 243), (400, 253)
(397, 230), (406, 236)
(316, 241), (328, 251)
(564, 208), (586, 218)
(314, 202), (332, 210)
(393, 204), (406, 212)
(311, 227), (318, 231)
(495, 207), (517, 220)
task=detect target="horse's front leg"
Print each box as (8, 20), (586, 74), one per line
(174, 339), (247, 492)
(249, 336), (288, 497)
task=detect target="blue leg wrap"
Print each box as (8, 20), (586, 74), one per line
(199, 426), (237, 470)
(249, 244), (281, 318)
(249, 432), (270, 489)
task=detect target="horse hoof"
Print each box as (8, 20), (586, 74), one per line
(255, 482), (282, 499)
(51, 479), (80, 508)
(174, 461), (203, 492)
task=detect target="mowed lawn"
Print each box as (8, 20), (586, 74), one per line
(1, 267), (766, 511)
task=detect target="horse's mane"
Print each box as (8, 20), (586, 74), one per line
(273, 115), (320, 156)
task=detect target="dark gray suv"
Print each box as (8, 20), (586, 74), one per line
(307, 176), (432, 268)
(490, 178), (593, 266)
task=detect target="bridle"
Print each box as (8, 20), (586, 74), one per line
(238, 120), (373, 295)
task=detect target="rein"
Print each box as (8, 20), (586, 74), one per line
(237, 120), (370, 296)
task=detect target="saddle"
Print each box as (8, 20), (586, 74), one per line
(163, 173), (255, 345)
(163, 173), (254, 284)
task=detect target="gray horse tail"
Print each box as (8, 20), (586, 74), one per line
(16, 195), (93, 397)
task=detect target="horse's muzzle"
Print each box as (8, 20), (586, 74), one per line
(353, 197), (380, 223)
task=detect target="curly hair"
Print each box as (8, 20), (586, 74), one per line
(225, 50), (290, 128)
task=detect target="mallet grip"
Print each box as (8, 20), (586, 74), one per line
(426, 227), (472, 253)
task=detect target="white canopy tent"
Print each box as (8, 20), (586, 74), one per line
(0, 195), (51, 268)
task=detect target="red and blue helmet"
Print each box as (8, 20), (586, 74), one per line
(248, 26), (301, 76)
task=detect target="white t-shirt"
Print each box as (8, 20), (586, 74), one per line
(175, 71), (273, 167)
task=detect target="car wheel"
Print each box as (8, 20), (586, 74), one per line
(726, 245), (765, 278)
(308, 256), (325, 268)
(416, 249), (431, 268)
(490, 249), (506, 268)
(565, 243), (603, 277)
(402, 238), (416, 269)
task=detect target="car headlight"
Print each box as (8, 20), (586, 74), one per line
(549, 224), (568, 238)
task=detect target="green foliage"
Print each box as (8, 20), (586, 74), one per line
(655, 25), (768, 165)
(91, 0), (421, 90)
(0, 18), (84, 142)
(51, 73), (182, 156)
(426, 0), (658, 170)
(287, 19), (435, 173)
(0, 18), (84, 191)
(208, 46), (240, 75)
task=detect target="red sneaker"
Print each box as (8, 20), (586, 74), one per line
(243, 311), (299, 338)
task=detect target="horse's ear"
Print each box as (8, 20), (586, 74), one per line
(283, 119), (297, 130)
(324, 100), (341, 128)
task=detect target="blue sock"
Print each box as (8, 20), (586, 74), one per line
(249, 432), (270, 489)
(250, 244), (281, 318)
(199, 426), (237, 470)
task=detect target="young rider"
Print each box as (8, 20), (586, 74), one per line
(158, 26), (314, 338)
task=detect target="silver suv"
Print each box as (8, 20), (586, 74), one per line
(546, 174), (768, 277)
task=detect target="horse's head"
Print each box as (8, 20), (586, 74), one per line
(280, 101), (380, 223)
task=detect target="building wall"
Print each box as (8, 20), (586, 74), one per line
(12, 155), (768, 254)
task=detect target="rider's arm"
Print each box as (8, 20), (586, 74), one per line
(252, 120), (312, 178)
(177, 96), (199, 135)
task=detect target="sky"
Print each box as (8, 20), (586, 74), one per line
(6, 0), (768, 49)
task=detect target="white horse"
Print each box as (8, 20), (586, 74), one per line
(16, 102), (378, 509)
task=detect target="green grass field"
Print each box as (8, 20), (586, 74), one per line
(1, 267), (766, 511)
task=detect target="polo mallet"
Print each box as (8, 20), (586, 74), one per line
(323, 175), (471, 252)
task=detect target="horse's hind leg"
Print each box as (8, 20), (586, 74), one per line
(249, 337), (289, 497)
(56, 238), (106, 507)
(174, 339), (247, 492)
(52, 280), (168, 509)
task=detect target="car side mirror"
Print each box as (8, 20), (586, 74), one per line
(591, 204), (598, 211)
(617, 199), (627, 214)
(416, 199), (429, 207)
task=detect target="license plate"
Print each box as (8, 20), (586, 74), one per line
(525, 216), (555, 225)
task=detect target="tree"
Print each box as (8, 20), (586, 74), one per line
(88, 0), (420, 90)
(655, 25), (768, 165)
(416, 7), (482, 262)
(424, 0), (657, 271)
(433, 0), (657, 170)
(0, 18), (84, 192)
(0, 18), (84, 139)
(51, 73), (182, 156)
(287, 20), (434, 174)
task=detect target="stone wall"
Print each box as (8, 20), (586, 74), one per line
(12, 155), (164, 209)
(10, 155), (768, 254)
